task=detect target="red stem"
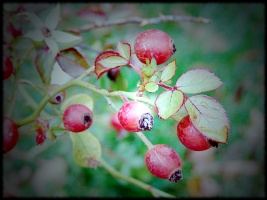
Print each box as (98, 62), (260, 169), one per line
(157, 82), (173, 91)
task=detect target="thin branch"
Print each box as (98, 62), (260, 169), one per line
(104, 96), (119, 111)
(136, 131), (154, 150)
(18, 79), (45, 94)
(68, 15), (212, 34)
(100, 158), (175, 198)
(16, 79), (154, 127)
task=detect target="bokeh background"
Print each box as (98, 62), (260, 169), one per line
(3, 3), (265, 197)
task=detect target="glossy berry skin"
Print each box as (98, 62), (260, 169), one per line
(63, 104), (93, 132)
(3, 117), (19, 153)
(134, 29), (176, 65)
(118, 101), (154, 132)
(3, 56), (14, 80)
(145, 144), (182, 183)
(110, 113), (128, 138)
(110, 113), (124, 133)
(177, 115), (217, 151)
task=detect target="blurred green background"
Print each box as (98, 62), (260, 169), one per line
(3, 3), (265, 197)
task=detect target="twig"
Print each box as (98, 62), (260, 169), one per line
(18, 79), (45, 94)
(18, 85), (49, 117)
(100, 157), (175, 198)
(104, 96), (119, 111)
(136, 131), (154, 150)
(68, 15), (212, 34)
(16, 79), (154, 127)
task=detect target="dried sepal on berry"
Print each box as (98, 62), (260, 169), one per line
(145, 144), (182, 183)
(63, 104), (93, 133)
(118, 101), (154, 132)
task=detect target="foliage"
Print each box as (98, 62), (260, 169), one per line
(3, 3), (265, 198)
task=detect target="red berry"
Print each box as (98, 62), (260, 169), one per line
(3, 56), (14, 80)
(3, 117), (19, 153)
(145, 144), (182, 183)
(118, 101), (153, 132)
(177, 115), (218, 151)
(63, 104), (93, 132)
(110, 113), (128, 138)
(134, 29), (176, 65)
(110, 113), (124, 133)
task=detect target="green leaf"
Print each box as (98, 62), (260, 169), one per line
(49, 127), (67, 137)
(171, 105), (188, 122)
(150, 57), (157, 68)
(117, 42), (131, 61)
(45, 3), (60, 30)
(57, 32), (84, 51)
(70, 130), (102, 168)
(19, 12), (44, 29)
(145, 82), (159, 93)
(11, 36), (34, 63)
(160, 60), (176, 82)
(99, 55), (128, 69)
(94, 50), (120, 79)
(46, 116), (65, 141)
(35, 47), (55, 84)
(56, 47), (90, 78)
(155, 89), (184, 120)
(49, 116), (62, 127)
(175, 68), (223, 94)
(185, 95), (230, 143)
(60, 93), (94, 114)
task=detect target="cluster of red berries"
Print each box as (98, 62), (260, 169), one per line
(3, 29), (218, 184)
(3, 83), (68, 151)
(110, 100), (183, 183)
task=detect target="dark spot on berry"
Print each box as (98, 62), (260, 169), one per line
(82, 113), (93, 127)
(172, 43), (176, 53)
(208, 139), (219, 148)
(139, 113), (154, 131)
(169, 169), (182, 183)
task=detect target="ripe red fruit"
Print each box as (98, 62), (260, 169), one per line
(3, 56), (14, 80)
(110, 113), (124, 133)
(63, 104), (93, 132)
(134, 29), (176, 65)
(145, 144), (182, 183)
(110, 113), (128, 138)
(177, 115), (218, 151)
(118, 101), (153, 132)
(3, 117), (19, 153)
